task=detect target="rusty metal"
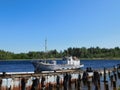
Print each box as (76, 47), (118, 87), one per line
(0, 68), (120, 90)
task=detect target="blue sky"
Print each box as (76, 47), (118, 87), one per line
(0, 0), (120, 53)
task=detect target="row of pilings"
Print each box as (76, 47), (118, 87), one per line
(0, 67), (120, 90)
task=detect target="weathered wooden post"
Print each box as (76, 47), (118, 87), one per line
(77, 81), (80, 90)
(108, 70), (110, 78)
(38, 76), (41, 90)
(82, 71), (88, 85)
(21, 77), (26, 90)
(87, 81), (91, 90)
(93, 70), (101, 90)
(78, 73), (81, 89)
(63, 73), (68, 90)
(56, 75), (60, 90)
(41, 76), (46, 90)
(94, 84), (99, 90)
(75, 79), (77, 89)
(68, 74), (72, 87)
(114, 73), (117, 81)
(31, 77), (39, 90)
(63, 79), (67, 90)
(98, 74), (100, 87)
(118, 72), (120, 79)
(0, 79), (2, 90)
(104, 67), (106, 82)
(48, 82), (53, 90)
(113, 65), (117, 72)
(105, 81), (109, 90)
(110, 75), (113, 86)
(2, 72), (6, 77)
(56, 75), (60, 86)
(113, 80), (116, 89)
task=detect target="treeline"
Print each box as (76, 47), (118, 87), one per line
(0, 47), (120, 60)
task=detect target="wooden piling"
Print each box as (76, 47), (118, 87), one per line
(21, 77), (26, 90)
(108, 70), (110, 77)
(41, 76), (46, 90)
(110, 75), (113, 86)
(68, 74), (72, 87)
(31, 77), (39, 90)
(105, 82), (109, 90)
(0, 79), (2, 90)
(113, 80), (116, 88)
(77, 74), (81, 89)
(114, 73), (117, 81)
(48, 82), (53, 90)
(0, 67), (119, 90)
(104, 67), (106, 82)
(63, 73), (68, 90)
(87, 81), (91, 90)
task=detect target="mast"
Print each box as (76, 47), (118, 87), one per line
(45, 38), (47, 60)
(45, 38), (47, 53)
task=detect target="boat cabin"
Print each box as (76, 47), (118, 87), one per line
(66, 56), (80, 65)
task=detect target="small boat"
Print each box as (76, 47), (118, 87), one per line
(32, 56), (84, 72)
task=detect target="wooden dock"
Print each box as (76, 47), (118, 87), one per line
(0, 67), (120, 90)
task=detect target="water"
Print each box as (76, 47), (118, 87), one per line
(0, 60), (34, 72)
(81, 60), (120, 69)
(0, 60), (120, 72)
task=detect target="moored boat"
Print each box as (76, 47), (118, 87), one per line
(32, 56), (84, 72)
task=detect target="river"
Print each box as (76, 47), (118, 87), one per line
(0, 59), (120, 73)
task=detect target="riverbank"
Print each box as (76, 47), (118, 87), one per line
(81, 58), (120, 60)
(1, 57), (120, 61)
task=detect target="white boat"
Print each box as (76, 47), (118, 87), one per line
(32, 56), (84, 72)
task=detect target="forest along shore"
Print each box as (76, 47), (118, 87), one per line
(1, 58), (120, 61)
(1, 47), (120, 60)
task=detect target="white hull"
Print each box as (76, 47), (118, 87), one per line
(33, 62), (84, 72)
(32, 56), (84, 72)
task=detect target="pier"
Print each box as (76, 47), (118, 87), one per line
(0, 67), (120, 90)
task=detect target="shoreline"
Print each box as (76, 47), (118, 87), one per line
(1, 58), (120, 61)
(81, 58), (120, 60)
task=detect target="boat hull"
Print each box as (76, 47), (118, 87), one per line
(32, 62), (84, 72)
